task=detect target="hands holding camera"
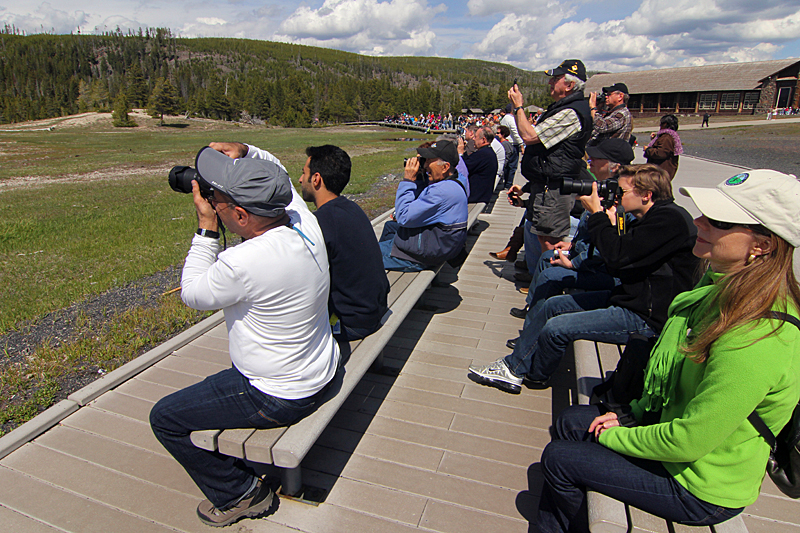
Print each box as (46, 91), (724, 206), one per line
(578, 182), (617, 224)
(404, 156), (421, 182)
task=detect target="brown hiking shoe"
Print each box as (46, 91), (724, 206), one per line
(196, 479), (274, 527)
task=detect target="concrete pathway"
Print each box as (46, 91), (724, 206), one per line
(0, 156), (798, 532)
(634, 116), (800, 132)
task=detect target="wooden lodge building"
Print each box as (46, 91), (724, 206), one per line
(585, 59), (800, 116)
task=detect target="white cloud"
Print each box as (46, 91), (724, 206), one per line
(196, 17), (227, 26)
(466, 0), (556, 17)
(1, 2), (86, 34)
(274, 0), (445, 55)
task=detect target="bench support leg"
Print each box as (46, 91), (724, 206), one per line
(281, 467), (303, 497)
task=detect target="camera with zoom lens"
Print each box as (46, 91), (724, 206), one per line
(169, 166), (213, 198)
(559, 177), (619, 209)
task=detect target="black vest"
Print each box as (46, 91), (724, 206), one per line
(520, 91), (592, 186)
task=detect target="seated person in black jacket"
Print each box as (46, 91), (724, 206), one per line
(469, 164), (700, 393)
(299, 145), (390, 344)
(461, 126), (498, 204)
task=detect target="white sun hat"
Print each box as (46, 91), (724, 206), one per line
(679, 169), (800, 247)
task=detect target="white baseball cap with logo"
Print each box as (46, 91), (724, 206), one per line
(679, 169), (800, 247)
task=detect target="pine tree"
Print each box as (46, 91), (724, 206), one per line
(112, 93), (137, 127)
(148, 77), (181, 125)
(125, 63), (148, 108)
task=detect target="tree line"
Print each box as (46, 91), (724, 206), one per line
(0, 26), (552, 127)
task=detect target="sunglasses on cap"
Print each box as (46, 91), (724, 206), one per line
(707, 217), (770, 235)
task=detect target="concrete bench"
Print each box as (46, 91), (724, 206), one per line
(572, 340), (749, 533)
(190, 202), (486, 498)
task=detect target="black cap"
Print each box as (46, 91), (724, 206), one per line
(416, 140), (459, 169)
(585, 138), (635, 165)
(545, 59), (586, 82)
(505, 103), (513, 113)
(602, 83), (629, 95)
(195, 146), (293, 218)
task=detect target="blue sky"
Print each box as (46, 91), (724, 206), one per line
(2, 0), (800, 72)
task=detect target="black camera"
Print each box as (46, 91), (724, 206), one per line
(559, 177), (619, 209)
(169, 166), (213, 199)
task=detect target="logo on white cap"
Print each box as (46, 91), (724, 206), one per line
(724, 173), (749, 186)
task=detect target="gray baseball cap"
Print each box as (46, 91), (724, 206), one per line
(195, 146), (292, 218)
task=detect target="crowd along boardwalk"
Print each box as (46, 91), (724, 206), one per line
(0, 153), (798, 532)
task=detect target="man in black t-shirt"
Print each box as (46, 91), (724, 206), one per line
(299, 145), (389, 350)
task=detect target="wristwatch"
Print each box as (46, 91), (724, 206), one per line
(196, 228), (220, 239)
(513, 106), (524, 113)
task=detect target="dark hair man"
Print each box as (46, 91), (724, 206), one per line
(378, 140), (469, 271)
(461, 126), (499, 204)
(150, 142), (338, 526)
(469, 164), (699, 393)
(588, 82), (633, 145)
(299, 145), (390, 343)
(507, 59), (594, 271)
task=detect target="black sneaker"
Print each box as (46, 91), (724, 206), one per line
(514, 271), (533, 283)
(507, 338), (518, 350)
(514, 260), (527, 271)
(197, 479), (274, 527)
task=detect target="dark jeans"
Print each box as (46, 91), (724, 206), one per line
(538, 405), (743, 532)
(522, 251), (617, 330)
(504, 144), (521, 188)
(150, 367), (325, 509)
(504, 291), (655, 381)
(378, 220), (426, 272)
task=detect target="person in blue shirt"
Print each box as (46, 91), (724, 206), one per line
(378, 140), (469, 271)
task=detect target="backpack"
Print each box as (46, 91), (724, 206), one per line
(747, 311), (800, 498)
(591, 333), (657, 405)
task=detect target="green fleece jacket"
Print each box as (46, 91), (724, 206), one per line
(600, 300), (800, 508)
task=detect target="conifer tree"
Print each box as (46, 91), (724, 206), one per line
(112, 93), (137, 127)
(148, 77), (181, 125)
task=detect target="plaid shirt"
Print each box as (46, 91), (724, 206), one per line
(533, 109), (582, 150)
(589, 104), (632, 143)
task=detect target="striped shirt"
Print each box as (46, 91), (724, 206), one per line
(533, 109), (582, 150)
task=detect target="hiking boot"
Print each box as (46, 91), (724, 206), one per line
(197, 479), (274, 527)
(468, 359), (522, 394)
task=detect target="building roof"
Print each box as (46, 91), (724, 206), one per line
(586, 59), (800, 94)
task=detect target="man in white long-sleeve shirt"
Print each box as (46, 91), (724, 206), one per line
(150, 142), (339, 528)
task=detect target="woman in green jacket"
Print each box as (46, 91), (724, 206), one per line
(537, 169), (800, 532)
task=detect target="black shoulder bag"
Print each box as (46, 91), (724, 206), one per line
(747, 311), (800, 498)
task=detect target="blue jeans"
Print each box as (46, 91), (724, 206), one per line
(537, 405), (743, 532)
(378, 220), (426, 272)
(504, 291), (655, 381)
(523, 219), (543, 275)
(150, 367), (326, 509)
(504, 144), (521, 188)
(522, 252), (617, 330)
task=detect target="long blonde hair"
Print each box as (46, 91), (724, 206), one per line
(685, 233), (800, 362)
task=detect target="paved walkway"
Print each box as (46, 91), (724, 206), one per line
(1, 156), (799, 532)
(634, 116), (800, 132)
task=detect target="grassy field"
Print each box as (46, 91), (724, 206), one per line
(0, 114), (433, 434)
(0, 116), (430, 334)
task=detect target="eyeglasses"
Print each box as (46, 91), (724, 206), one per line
(707, 217), (770, 235)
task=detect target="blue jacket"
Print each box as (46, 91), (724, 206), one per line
(391, 172), (469, 265)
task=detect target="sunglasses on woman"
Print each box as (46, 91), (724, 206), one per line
(707, 217), (770, 235)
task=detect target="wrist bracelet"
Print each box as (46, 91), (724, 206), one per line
(514, 106), (524, 113)
(197, 228), (220, 239)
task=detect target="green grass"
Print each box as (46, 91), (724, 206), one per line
(0, 294), (211, 435)
(0, 118), (431, 334)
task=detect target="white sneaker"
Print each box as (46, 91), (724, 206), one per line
(468, 359), (522, 394)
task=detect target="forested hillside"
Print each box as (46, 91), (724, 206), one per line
(0, 27), (550, 127)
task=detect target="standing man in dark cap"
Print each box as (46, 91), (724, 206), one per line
(507, 59), (594, 271)
(378, 139), (469, 271)
(150, 143), (339, 528)
(588, 82), (632, 145)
